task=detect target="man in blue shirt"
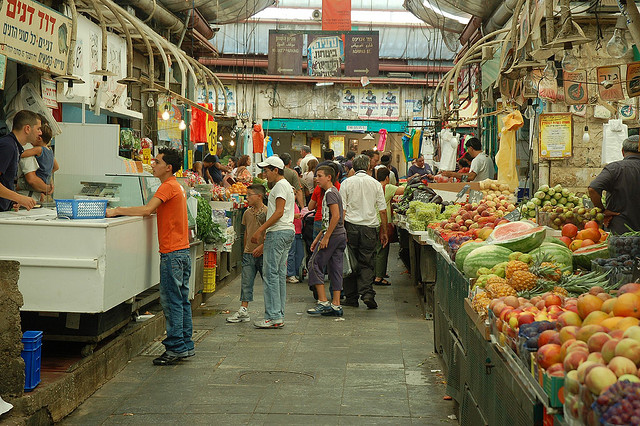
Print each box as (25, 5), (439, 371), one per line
(407, 155), (433, 180)
(202, 144), (230, 185)
(0, 110), (41, 211)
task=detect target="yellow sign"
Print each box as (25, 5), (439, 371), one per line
(142, 148), (151, 165)
(188, 150), (193, 170)
(539, 113), (573, 159)
(311, 137), (322, 157)
(207, 120), (218, 153)
(329, 135), (345, 156)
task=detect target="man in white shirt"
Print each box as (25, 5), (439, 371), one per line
(339, 154), (388, 309)
(442, 137), (495, 182)
(251, 156), (295, 328)
(299, 145), (316, 174)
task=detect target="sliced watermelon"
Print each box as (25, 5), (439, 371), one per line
(573, 243), (609, 270)
(486, 221), (546, 253)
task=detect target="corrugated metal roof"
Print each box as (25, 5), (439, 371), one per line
(158, 0), (276, 24)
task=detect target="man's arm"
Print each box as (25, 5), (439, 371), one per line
(215, 162), (231, 173)
(441, 170), (477, 181)
(106, 197), (162, 217)
(24, 171), (51, 194)
(0, 182), (36, 209)
(588, 187), (605, 210)
(379, 209), (388, 247)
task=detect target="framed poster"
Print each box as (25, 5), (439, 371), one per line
(539, 113), (573, 159)
(597, 65), (624, 101)
(311, 137), (322, 157)
(329, 135), (345, 156)
(627, 61), (640, 98)
(563, 71), (588, 105)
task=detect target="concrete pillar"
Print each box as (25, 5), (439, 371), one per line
(0, 261), (24, 398)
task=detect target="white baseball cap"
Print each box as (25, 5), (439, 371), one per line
(257, 156), (285, 170)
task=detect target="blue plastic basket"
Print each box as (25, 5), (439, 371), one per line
(55, 199), (108, 219)
(21, 330), (43, 392)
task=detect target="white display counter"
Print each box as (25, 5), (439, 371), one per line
(0, 208), (159, 313)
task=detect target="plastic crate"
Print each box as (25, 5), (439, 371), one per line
(204, 267), (216, 293)
(204, 251), (217, 268)
(21, 330), (43, 392)
(55, 199), (108, 219)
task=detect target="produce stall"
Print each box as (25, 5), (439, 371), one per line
(394, 176), (640, 425)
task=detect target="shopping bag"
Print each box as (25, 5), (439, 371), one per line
(343, 245), (358, 277)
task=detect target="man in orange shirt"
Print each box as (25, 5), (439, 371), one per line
(107, 148), (193, 365)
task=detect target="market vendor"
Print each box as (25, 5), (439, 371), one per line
(202, 143), (230, 185)
(441, 137), (495, 182)
(588, 135), (640, 234)
(407, 155), (434, 180)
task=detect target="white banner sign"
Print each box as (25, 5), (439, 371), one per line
(0, 0), (71, 74)
(40, 76), (57, 108)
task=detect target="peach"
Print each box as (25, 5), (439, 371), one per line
(577, 294), (604, 319)
(618, 283), (640, 296)
(564, 350), (589, 372)
(560, 339), (576, 360)
(608, 356), (638, 378)
(547, 362), (565, 376)
(558, 311), (582, 327)
(624, 325), (640, 342)
(492, 301), (506, 316)
(587, 352), (606, 364)
(615, 317), (640, 331)
(609, 329), (625, 339)
(600, 316), (624, 330)
(602, 298), (617, 314)
(582, 311), (611, 327)
(565, 370), (580, 394)
(577, 361), (602, 384)
(615, 338), (640, 365)
(504, 296), (519, 308)
(598, 293), (612, 301)
(518, 312), (535, 326)
(567, 340), (589, 354)
(588, 332), (613, 353)
(538, 330), (560, 348)
(576, 324), (606, 342)
(545, 294), (563, 307)
(602, 339), (621, 363)
(585, 366), (618, 395)
(613, 293), (640, 318)
(537, 343), (563, 369)
(559, 326), (580, 343)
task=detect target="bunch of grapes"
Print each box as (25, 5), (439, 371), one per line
(595, 381), (640, 425)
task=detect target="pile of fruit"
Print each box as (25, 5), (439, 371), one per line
(406, 201), (460, 232)
(229, 182), (248, 195)
(478, 179), (517, 201)
(594, 381), (640, 425)
(559, 221), (608, 251)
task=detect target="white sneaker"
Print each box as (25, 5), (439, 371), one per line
(253, 318), (284, 329)
(286, 276), (300, 283)
(226, 307), (250, 323)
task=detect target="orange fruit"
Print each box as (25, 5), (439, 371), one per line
(584, 220), (599, 230)
(569, 239), (583, 251)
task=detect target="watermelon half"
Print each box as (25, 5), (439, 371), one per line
(486, 221), (546, 253)
(573, 243), (609, 270)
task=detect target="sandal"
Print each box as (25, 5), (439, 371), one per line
(374, 278), (391, 286)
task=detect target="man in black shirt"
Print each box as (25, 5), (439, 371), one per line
(202, 144), (230, 185)
(0, 110), (41, 211)
(589, 135), (640, 234)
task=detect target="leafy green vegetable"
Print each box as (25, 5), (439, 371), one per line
(195, 196), (226, 244)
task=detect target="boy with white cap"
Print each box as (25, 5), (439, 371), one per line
(251, 156), (295, 328)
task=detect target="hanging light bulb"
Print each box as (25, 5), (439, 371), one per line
(178, 120), (186, 131)
(543, 60), (558, 80)
(162, 105), (170, 121)
(523, 72), (536, 93)
(524, 104), (535, 120)
(561, 43), (578, 72)
(230, 129), (236, 138)
(146, 95), (155, 108)
(219, 136), (223, 141)
(65, 81), (74, 99)
(607, 16), (629, 58)
(276, 139), (280, 147)
(125, 96), (132, 108)
(230, 140), (235, 147)
(582, 126), (590, 143)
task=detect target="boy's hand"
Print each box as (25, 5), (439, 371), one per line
(252, 245), (263, 257)
(250, 230), (261, 244)
(319, 235), (329, 249)
(106, 208), (118, 217)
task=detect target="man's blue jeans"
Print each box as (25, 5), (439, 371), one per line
(241, 253), (263, 302)
(287, 234), (304, 277)
(263, 229), (295, 320)
(159, 248), (194, 356)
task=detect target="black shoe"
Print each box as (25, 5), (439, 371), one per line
(311, 286), (319, 301)
(343, 300), (359, 307)
(153, 352), (181, 365)
(362, 295), (378, 309)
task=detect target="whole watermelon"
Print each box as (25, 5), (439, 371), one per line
(455, 241), (486, 270)
(529, 242), (573, 272)
(463, 245), (513, 278)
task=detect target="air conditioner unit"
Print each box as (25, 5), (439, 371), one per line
(312, 9), (321, 20)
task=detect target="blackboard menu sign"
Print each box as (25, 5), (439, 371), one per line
(344, 33), (379, 77)
(268, 32), (303, 75)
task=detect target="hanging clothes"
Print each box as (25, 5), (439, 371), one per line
(243, 128), (252, 155)
(438, 129), (458, 171)
(265, 136), (274, 157)
(496, 110), (524, 190)
(411, 129), (422, 159)
(602, 119), (628, 165)
(190, 105), (207, 143)
(402, 129), (415, 161)
(252, 123), (265, 154)
(377, 129), (388, 152)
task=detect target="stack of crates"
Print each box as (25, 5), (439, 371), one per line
(21, 331), (43, 391)
(204, 250), (217, 293)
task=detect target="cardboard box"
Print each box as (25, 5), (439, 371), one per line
(464, 298), (490, 341)
(427, 182), (481, 192)
(543, 371), (565, 408)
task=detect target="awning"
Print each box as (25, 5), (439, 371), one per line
(263, 119), (409, 133)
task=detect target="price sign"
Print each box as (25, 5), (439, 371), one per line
(469, 189), (483, 204)
(504, 209), (522, 222)
(413, 190), (435, 204)
(454, 184), (471, 202)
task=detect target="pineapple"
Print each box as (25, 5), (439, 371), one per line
(530, 260), (563, 282)
(508, 270), (538, 291)
(506, 260), (529, 279)
(472, 293), (492, 316)
(552, 286), (569, 297)
(487, 282), (517, 298)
